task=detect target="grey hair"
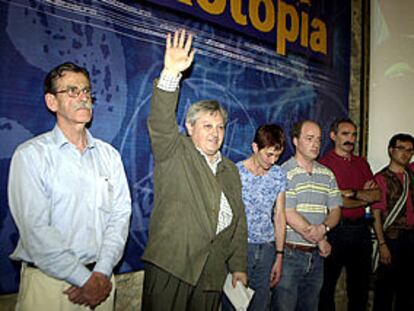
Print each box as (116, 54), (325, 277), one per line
(185, 100), (228, 126)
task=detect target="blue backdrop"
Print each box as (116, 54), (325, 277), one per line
(0, 0), (350, 294)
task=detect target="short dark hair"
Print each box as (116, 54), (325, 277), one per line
(388, 133), (414, 149)
(330, 118), (356, 134)
(44, 62), (90, 94)
(253, 124), (285, 150)
(291, 120), (321, 141)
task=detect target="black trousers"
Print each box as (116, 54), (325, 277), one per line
(141, 262), (221, 311)
(319, 220), (372, 311)
(373, 229), (414, 311)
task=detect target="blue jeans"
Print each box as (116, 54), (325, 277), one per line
(271, 246), (324, 311)
(222, 242), (276, 311)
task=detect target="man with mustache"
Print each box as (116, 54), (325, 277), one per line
(8, 62), (131, 310)
(371, 133), (414, 310)
(272, 120), (341, 311)
(318, 118), (380, 311)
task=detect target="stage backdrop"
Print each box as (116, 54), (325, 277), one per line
(0, 0), (350, 294)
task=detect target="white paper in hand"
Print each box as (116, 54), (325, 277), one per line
(223, 273), (255, 311)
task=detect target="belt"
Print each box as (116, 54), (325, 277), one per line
(286, 243), (317, 253)
(340, 217), (367, 226)
(26, 262), (96, 271)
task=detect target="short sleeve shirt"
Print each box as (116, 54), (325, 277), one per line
(282, 157), (342, 246)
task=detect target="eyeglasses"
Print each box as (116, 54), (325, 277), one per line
(53, 86), (92, 98)
(393, 146), (414, 154)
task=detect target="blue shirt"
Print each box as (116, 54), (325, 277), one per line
(8, 125), (131, 287)
(282, 157), (342, 246)
(237, 161), (286, 243)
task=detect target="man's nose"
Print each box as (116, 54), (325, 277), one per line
(211, 127), (219, 137)
(78, 91), (89, 101)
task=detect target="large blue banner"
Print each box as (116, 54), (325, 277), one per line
(146, 0), (332, 59)
(0, 0), (350, 294)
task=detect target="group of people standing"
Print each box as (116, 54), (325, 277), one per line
(7, 29), (414, 311)
(141, 30), (414, 311)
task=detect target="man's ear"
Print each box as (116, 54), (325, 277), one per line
(388, 147), (393, 158)
(45, 93), (58, 112)
(293, 137), (298, 148)
(252, 142), (259, 154)
(185, 121), (193, 136)
(329, 131), (336, 142)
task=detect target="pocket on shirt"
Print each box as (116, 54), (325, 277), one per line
(96, 176), (114, 213)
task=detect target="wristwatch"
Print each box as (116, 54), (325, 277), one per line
(323, 222), (330, 234)
(350, 189), (358, 200)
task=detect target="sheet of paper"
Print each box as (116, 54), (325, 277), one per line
(223, 273), (255, 311)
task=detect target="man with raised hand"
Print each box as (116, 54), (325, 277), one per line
(142, 30), (247, 310)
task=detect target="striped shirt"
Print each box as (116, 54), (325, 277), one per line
(282, 157), (342, 246)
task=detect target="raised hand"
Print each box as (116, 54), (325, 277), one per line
(163, 30), (195, 77)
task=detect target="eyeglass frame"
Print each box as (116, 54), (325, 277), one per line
(52, 86), (93, 99)
(392, 145), (414, 154)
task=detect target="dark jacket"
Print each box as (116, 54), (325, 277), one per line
(378, 167), (414, 237)
(142, 82), (247, 290)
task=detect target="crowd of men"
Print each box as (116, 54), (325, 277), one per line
(7, 30), (414, 311)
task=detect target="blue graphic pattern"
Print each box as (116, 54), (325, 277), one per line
(0, 0), (350, 293)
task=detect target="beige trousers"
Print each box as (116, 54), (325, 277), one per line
(16, 265), (115, 311)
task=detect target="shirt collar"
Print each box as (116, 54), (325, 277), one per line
(196, 147), (222, 174)
(330, 149), (355, 162)
(52, 124), (96, 150)
(291, 156), (320, 173)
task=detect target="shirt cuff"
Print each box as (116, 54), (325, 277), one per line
(93, 260), (113, 278)
(67, 264), (92, 287)
(157, 70), (182, 92)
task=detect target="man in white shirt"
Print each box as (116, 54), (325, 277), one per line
(8, 62), (131, 310)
